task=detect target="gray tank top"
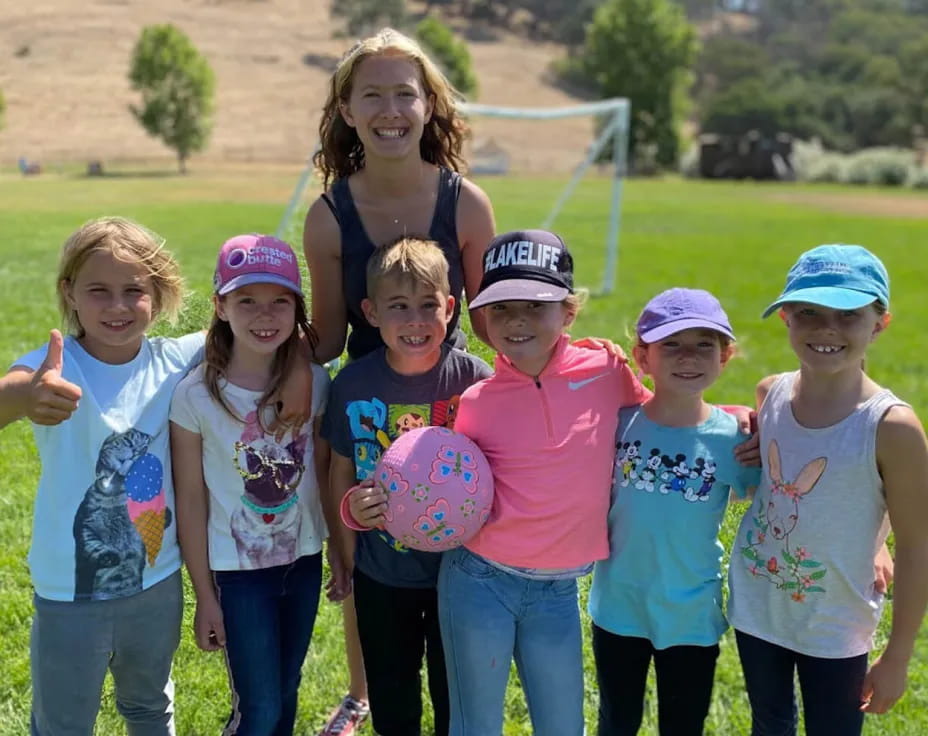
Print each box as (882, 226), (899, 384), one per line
(323, 167), (467, 360)
(728, 371), (905, 657)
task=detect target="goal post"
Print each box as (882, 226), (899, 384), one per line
(461, 98), (630, 295)
(275, 97), (630, 295)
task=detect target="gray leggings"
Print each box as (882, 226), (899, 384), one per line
(30, 571), (182, 736)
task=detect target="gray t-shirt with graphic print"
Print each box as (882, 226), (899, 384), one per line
(322, 345), (492, 588)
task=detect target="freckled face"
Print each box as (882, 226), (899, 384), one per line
(340, 54), (434, 162)
(782, 302), (886, 374)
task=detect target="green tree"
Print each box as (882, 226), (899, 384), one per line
(331, 0), (407, 37)
(574, 0), (698, 167)
(415, 17), (478, 96)
(128, 24), (215, 174)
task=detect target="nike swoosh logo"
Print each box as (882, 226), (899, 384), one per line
(568, 373), (609, 391)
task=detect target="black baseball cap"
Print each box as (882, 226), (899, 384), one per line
(469, 229), (574, 309)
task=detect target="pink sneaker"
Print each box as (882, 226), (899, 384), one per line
(318, 695), (370, 736)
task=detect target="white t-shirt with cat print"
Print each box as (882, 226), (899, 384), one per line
(14, 333), (205, 602)
(170, 362), (329, 571)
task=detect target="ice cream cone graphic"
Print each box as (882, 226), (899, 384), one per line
(133, 508), (166, 565)
(126, 452), (167, 567)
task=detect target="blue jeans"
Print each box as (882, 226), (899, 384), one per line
(735, 630), (868, 736)
(437, 547), (584, 736)
(31, 570), (182, 736)
(215, 553), (322, 736)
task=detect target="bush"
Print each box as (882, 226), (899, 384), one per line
(678, 145), (700, 178)
(128, 24), (215, 174)
(792, 141), (920, 187)
(572, 0), (698, 168)
(806, 154), (849, 184)
(843, 147), (913, 186)
(415, 17), (478, 97)
(908, 166), (928, 188)
(792, 139), (849, 183)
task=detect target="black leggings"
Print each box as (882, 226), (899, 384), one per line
(735, 629), (867, 736)
(592, 624), (720, 736)
(353, 567), (449, 736)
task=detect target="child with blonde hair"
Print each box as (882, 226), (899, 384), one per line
(0, 218), (309, 735)
(0, 217), (202, 735)
(325, 236), (492, 736)
(728, 245), (928, 735)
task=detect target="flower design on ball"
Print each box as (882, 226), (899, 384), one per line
(377, 465), (409, 498)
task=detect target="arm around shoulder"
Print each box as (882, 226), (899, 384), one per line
(457, 179), (496, 346)
(303, 197), (349, 364)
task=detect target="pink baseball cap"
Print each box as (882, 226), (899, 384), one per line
(213, 234), (302, 296)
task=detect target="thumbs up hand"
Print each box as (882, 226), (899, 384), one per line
(28, 330), (83, 425)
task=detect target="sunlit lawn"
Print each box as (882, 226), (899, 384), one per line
(1, 167), (926, 734)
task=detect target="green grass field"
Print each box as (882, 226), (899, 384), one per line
(1, 168), (926, 735)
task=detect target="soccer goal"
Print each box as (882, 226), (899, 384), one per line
(275, 97), (630, 295)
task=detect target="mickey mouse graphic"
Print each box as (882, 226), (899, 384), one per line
(659, 453), (698, 496)
(618, 440), (642, 487)
(690, 457), (717, 502)
(634, 448), (662, 493)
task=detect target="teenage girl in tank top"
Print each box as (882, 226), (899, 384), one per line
(302, 28), (495, 735)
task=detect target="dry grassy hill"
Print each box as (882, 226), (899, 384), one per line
(0, 0), (594, 172)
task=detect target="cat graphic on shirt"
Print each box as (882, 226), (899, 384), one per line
(73, 429), (152, 600)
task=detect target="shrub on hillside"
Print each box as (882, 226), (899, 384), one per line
(128, 24), (215, 174)
(570, 0), (698, 168)
(415, 17), (478, 97)
(793, 141), (920, 187)
(331, 0), (407, 37)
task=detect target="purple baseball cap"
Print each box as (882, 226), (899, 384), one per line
(469, 229), (574, 309)
(213, 234), (302, 296)
(637, 288), (736, 343)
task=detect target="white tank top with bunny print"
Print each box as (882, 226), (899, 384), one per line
(728, 371), (906, 658)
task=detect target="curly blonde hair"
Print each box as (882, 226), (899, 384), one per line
(56, 216), (185, 336)
(314, 27), (468, 188)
